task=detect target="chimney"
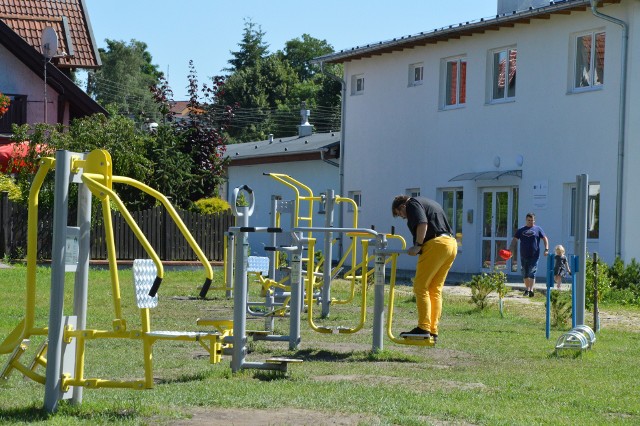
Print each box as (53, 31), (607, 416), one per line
(298, 102), (313, 137)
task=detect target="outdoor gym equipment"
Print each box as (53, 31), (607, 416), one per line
(221, 184), (302, 372)
(373, 238), (435, 350)
(0, 149), (225, 413)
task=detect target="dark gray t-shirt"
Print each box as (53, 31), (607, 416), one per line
(405, 197), (453, 244)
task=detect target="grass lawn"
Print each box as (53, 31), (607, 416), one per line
(0, 264), (639, 425)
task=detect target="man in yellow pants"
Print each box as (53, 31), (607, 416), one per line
(392, 195), (458, 343)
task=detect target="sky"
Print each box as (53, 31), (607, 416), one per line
(82, 0), (498, 100)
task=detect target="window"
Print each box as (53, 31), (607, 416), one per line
(347, 190), (361, 212)
(351, 74), (365, 95)
(406, 188), (420, 197)
(442, 189), (463, 245)
(574, 31), (605, 90)
(0, 94), (27, 133)
(409, 63), (424, 86)
(570, 183), (600, 239)
(490, 47), (517, 102)
(443, 57), (466, 107)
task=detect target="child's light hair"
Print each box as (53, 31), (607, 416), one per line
(555, 245), (565, 255)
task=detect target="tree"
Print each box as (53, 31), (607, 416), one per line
(151, 62), (235, 201)
(221, 28), (341, 141)
(223, 55), (298, 141)
(87, 39), (163, 124)
(280, 34), (334, 81)
(226, 19), (269, 72)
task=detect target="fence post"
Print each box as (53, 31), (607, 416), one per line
(593, 252), (600, 332)
(0, 191), (7, 258)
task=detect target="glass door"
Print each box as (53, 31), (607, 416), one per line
(481, 189), (516, 272)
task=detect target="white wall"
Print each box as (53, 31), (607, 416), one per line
(227, 159), (340, 260)
(0, 44), (60, 125)
(341, 3), (636, 274)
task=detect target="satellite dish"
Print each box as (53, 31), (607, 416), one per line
(41, 27), (58, 59)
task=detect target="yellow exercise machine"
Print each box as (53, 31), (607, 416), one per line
(0, 149), (231, 413)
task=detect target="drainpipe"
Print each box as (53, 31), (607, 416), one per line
(589, 0), (628, 258)
(319, 61), (346, 259)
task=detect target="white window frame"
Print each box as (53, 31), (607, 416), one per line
(440, 56), (466, 109)
(441, 188), (463, 246)
(488, 46), (517, 103)
(568, 182), (600, 240)
(351, 74), (365, 95)
(406, 188), (421, 197)
(347, 190), (362, 212)
(571, 29), (605, 93)
(408, 63), (424, 87)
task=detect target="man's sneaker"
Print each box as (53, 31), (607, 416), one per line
(528, 290), (535, 297)
(523, 290), (530, 297)
(400, 327), (430, 338)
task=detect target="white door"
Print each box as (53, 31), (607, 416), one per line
(481, 188), (518, 272)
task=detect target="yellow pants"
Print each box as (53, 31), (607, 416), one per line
(413, 236), (458, 335)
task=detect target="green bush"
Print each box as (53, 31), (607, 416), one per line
(585, 254), (611, 309)
(606, 257), (640, 305)
(466, 270), (506, 310)
(192, 197), (230, 214)
(549, 289), (572, 327)
(0, 174), (22, 201)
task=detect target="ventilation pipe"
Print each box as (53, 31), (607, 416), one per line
(590, 0), (628, 258)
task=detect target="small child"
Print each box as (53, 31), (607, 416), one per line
(553, 245), (571, 289)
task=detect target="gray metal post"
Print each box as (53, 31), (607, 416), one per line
(372, 235), (387, 352)
(265, 196), (280, 331)
(573, 174), (588, 326)
(71, 176), (91, 404)
(268, 195), (280, 279)
(231, 209), (249, 373)
(321, 189), (335, 317)
(288, 242), (303, 350)
(44, 150), (72, 413)
(225, 231), (235, 299)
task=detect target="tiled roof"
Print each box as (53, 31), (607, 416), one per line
(0, 0), (100, 69)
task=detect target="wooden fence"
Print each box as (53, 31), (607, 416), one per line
(0, 192), (233, 262)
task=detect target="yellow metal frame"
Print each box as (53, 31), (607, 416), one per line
(386, 253), (435, 347)
(2, 149), (233, 392)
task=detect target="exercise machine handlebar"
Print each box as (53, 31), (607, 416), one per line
(231, 185), (255, 217)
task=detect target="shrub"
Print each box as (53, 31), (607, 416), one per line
(549, 289), (572, 327)
(192, 197), (230, 214)
(606, 257), (640, 305)
(585, 254), (611, 309)
(0, 174), (22, 201)
(467, 270), (506, 310)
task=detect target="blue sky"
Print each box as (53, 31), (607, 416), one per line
(83, 0), (497, 99)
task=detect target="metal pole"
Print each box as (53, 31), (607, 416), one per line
(573, 174), (588, 326)
(571, 255), (579, 329)
(372, 235), (387, 352)
(71, 174), (91, 404)
(44, 150), (71, 413)
(288, 243), (303, 350)
(546, 254), (553, 339)
(593, 252), (600, 332)
(231, 209), (249, 373)
(321, 189), (335, 318)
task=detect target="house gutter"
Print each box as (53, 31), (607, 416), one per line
(589, 0), (628, 258)
(318, 61), (347, 259)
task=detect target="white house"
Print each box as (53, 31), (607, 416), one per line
(313, 0), (639, 276)
(225, 108), (341, 258)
